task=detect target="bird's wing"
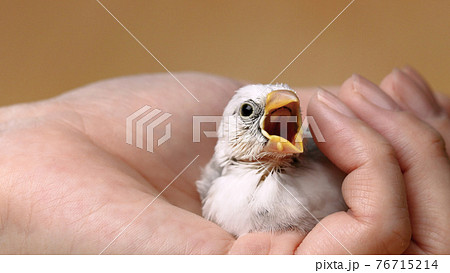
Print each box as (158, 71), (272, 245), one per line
(196, 155), (223, 202)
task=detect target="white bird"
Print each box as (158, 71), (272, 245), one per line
(196, 84), (346, 237)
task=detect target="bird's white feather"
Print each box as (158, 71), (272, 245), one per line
(196, 84), (346, 237)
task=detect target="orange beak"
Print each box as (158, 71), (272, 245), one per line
(260, 90), (303, 154)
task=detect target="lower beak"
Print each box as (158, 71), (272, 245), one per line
(260, 90), (303, 154)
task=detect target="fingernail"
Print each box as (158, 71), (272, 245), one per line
(400, 66), (431, 93)
(352, 74), (399, 111)
(317, 88), (356, 117)
(392, 68), (441, 117)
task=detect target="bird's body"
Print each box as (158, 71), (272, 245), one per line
(197, 84), (346, 237)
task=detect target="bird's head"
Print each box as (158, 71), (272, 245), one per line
(217, 84), (303, 162)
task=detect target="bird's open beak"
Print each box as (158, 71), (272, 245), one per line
(260, 90), (303, 154)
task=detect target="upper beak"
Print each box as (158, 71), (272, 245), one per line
(260, 90), (303, 154)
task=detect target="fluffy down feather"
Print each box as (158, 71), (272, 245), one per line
(196, 84), (346, 237)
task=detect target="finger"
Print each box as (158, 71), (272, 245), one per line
(339, 74), (450, 254)
(398, 66), (433, 95)
(380, 67), (450, 155)
(291, 86), (340, 118)
(434, 92), (450, 115)
(399, 66), (450, 115)
(297, 89), (410, 254)
(379, 68), (441, 118)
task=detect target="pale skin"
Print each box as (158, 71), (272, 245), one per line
(0, 67), (449, 254)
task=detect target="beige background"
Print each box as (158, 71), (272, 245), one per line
(1, 0), (449, 106)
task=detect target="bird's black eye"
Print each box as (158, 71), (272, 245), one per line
(240, 103), (254, 117)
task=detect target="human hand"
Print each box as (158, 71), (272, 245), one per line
(341, 68), (450, 254)
(0, 73), (244, 254)
(290, 68), (450, 254)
